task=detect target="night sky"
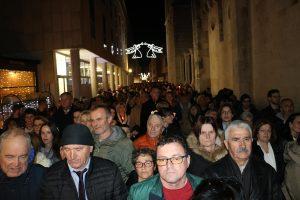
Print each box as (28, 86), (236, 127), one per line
(125, 0), (165, 70)
(125, 0), (165, 46)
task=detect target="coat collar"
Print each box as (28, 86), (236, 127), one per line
(149, 173), (201, 199)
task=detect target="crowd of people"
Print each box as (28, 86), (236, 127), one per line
(0, 82), (299, 200)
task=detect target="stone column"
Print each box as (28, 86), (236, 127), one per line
(118, 68), (122, 87)
(115, 67), (119, 89)
(70, 48), (81, 98)
(90, 57), (97, 97)
(109, 64), (115, 90)
(102, 63), (108, 90)
(125, 72), (132, 85)
(189, 49), (195, 88)
(184, 53), (191, 83)
(177, 55), (185, 83)
(191, 0), (211, 92)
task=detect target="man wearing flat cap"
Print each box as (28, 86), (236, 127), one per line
(40, 124), (127, 200)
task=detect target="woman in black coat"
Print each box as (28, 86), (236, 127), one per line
(251, 119), (285, 183)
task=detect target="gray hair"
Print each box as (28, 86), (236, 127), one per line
(147, 113), (163, 126)
(224, 120), (252, 140)
(0, 128), (31, 152)
(240, 111), (253, 121)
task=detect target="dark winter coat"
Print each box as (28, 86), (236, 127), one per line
(203, 155), (283, 200)
(0, 164), (46, 200)
(252, 140), (285, 183)
(52, 105), (77, 132)
(40, 156), (127, 200)
(282, 141), (300, 200)
(187, 150), (211, 177)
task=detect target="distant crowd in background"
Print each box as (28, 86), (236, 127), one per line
(0, 82), (299, 200)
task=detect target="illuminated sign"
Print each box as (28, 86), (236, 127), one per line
(125, 42), (163, 59)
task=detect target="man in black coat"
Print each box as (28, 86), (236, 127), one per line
(0, 128), (45, 200)
(40, 124), (127, 200)
(203, 120), (283, 200)
(53, 92), (78, 132)
(140, 86), (161, 134)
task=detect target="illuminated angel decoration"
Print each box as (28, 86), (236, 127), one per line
(143, 43), (163, 58)
(125, 42), (163, 59)
(125, 44), (142, 59)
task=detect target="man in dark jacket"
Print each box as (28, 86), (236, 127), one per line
(53, 92), (78, 132)
(203, 120), (283, 200)
(140, 86), (161, 134)
(40, 124), (127, 200)
(0, 128), (45, 200)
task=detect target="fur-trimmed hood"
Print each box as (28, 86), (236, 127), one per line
(186, 133), (227, 162)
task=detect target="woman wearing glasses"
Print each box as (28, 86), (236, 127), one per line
(126, 148), (156, 189)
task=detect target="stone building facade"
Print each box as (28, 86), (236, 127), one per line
(0, 0), (131, 101)
(165, 0), (300, 109)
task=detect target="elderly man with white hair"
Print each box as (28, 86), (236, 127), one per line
(0, 128), (46, 200)
(203, 120), (283, 200)
(133, 113), (164, 150)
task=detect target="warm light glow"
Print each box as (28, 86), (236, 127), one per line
(55, 53), (67, 75)
(0, 69), (35, 100)
(128, 68), (133, 73)
(140, 72), (150, 81)
(96, 67), (103, 72)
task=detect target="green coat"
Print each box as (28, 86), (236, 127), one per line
(128, 173), (202, 200)
(93, 126), (134, 182)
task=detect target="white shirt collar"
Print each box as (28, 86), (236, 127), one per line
(67, 157), (91, 173)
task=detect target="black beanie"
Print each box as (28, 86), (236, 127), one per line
(61, 124), (94, 146)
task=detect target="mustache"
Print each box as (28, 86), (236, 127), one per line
(236, 147), (249, 153)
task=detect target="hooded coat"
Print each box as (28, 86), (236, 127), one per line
(93, 126), (134, 182)
(282, 141), (300, 200)
(186, 133), (227, 162)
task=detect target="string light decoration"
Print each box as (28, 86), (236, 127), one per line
(125, 42), (163, 59)
(0, 96), (53, 127)
(0, 69), (35, 100)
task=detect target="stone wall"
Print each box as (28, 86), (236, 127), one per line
(205, 0), (300, 110)
(251, 0), (300, 110)
(208, 0), (236, 95)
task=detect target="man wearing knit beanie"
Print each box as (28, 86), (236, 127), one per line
(40, 124), (127, 200)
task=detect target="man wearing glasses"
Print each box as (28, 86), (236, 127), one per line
(128, 136), (202, 200)
(203, 120), (283, 199)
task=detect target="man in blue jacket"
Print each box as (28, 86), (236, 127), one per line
(0, 128), (45, 200)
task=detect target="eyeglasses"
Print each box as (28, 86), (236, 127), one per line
(135, 161), (153, 168)
(156, 155), (188, 166)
